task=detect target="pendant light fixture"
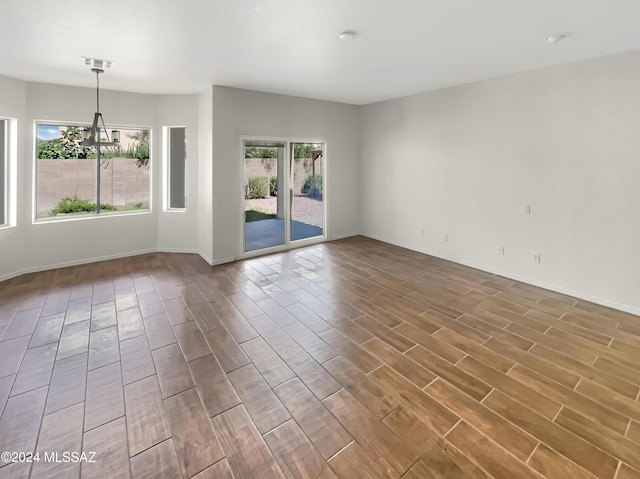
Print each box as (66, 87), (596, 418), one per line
(80, 57), (119, 214)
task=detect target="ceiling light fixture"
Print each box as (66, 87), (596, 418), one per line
(338, 31), (357, 41)
(547, 34), (567, 45)
(80, 57), (120, 214)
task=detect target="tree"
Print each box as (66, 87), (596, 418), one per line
(37, 127), (95, 159)
(294, 144), (314, 158)
(127, 130), (150, 167)
(245, 147), (276, 158)
(243, 144), (317, 159)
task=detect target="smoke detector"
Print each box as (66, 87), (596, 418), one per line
(338, 31), (357, 41)
(81, 57), (114, 72)
(546, 34), (567, 45)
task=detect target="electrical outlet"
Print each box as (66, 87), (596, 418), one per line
(442, 234), (448, 242)
(497, 246), (505, 255)
(420, 228), (425, 237)
(522, 205), (531, 215)
(532, 253), (541, 263)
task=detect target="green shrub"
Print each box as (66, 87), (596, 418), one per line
(270, 176), (277, 196)
(38, 126), (150, 167)
(244, 147), (276, 158)
(301, 174), (322, 195)
(128, 130), (150, 167)
(51, 194), (117, 215)
(38, 126), (94, 159)
(247, 176), (269, 199)
(244, 145), (316, 158)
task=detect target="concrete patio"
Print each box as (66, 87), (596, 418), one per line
(244, 219), (323, 252)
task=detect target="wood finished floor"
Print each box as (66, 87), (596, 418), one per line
(0, 236), (639, 478)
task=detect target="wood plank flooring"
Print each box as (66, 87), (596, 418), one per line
(0, 236), (639, 478)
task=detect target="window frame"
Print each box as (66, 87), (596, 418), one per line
(33, 120), (153, 223)
(163, 125), (187, 212)
(0, 117), (16, 229)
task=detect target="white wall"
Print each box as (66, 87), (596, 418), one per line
(209, 86), (360, 263)
(4, 50), (639, 316)
(157, 94), (199, 252)
(0, 78), (201, 280)
(0, 75), (27, 279)
(23, 82), (159, 272)
(360, 50), (640, 314)
(198, 86), (214, 263)
(0, 79), (362, 277)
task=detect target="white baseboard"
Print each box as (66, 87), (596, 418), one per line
(202, 254), (235, 266)
(362, 232), (640, 317)
(330, 232), (359, 241)
(198, 251), (214, 265)
(5, 233), (637, 318)
(0, 248), (158, 283)
(0, 248), (209, 283)
(157, 247), (200, 255)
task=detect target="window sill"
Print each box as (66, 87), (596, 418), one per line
(33, 209), (151, 224)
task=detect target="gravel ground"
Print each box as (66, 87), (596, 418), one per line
(246, 195), (323, 226)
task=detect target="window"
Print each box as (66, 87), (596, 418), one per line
(35, 122), (151, 219)
(0, 117), (16, 228)
(165, 126), (186, 209)
(0, 119), (6, 225)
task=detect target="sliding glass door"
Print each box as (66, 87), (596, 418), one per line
(243, 140), (286, 253)
(242, 138), (325, 256)
(290, 142), (324, 242)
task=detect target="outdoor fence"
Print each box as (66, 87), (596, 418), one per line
(37, 158), (150, 216)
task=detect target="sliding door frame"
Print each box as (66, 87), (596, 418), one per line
(237, 135), (327, 260)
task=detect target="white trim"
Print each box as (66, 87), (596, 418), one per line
(362, 232), (640, 317)
(241, 243), (290, 260)
(238, 135), (291, 259)
(198, 250), (214, 265)
(163, 125), (188, 212)
(238, 136), (328, 260)
(157, 247), (200, 254)
(32, 120), (153, 223)
(330, 232), (359, 241)
(33, 209), (152, 224)
(197, 250), (234, 266)
(284, 142), (291, 252)
(162, 126), (169, 211)
(0, 247), (217, 283)
(290, 235), (326, 249)
(240, 235), (326, 260)
(210, 256), (235, 266)
(0, 117), (18, 228)
(0, 118), (6, 226)
(0, 248), (157, 283)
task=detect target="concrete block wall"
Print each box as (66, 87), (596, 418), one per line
(37, 158), (149, 216)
